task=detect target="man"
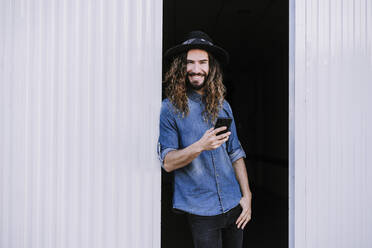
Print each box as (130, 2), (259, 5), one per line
(157, 31), (252, 248)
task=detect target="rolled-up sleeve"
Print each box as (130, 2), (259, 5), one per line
(224, 101), (246, 163)
(157, 100), (179, 168)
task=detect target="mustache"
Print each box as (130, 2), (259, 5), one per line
(188, 72), (206, 77)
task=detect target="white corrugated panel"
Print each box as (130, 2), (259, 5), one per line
(291, 0), (372, 247)
(0, 0), (162, 247)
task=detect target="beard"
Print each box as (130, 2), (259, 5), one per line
(186, 72), (208, 90)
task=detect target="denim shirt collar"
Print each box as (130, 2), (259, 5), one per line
(187, 89), (203, 103)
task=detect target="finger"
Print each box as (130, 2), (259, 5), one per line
(213, 138), (228, 148)
(237, 212), (250, 229)
(242, 217), (251, 229)
(237, 215), (244, 229)
(216, 131), (231, 140)
(212, 126), (227, 135)
(235, 212), (245, 226)
(237, 217), (246, 229)
(244, 214), (252, 226)
(220, 137), (229, 145)
(215, 135), (229, 144)
(236, 207), (248, 223)
(236, 219), (243, 229)
(215, 134), (230, 144)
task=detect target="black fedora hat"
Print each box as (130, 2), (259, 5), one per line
(164, 31), (229, 65)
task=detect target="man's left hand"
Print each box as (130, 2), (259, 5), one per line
(236, 195), (252, 229)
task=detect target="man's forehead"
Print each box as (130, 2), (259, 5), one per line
(187, 49), (209, 60)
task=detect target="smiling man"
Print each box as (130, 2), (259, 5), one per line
(158, 31), (252, 248)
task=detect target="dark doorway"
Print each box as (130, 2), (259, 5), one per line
(162, 0), (289, 247)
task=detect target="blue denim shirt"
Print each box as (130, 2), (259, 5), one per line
(157, 90), (246, 216)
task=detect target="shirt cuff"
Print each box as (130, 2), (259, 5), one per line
(157, 142), (177, 169)
(229, 147), (246, 164)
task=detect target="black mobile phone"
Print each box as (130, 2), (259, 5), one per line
(214, 117), (232, 135)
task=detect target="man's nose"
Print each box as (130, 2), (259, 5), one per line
(192, 63), (202, 73)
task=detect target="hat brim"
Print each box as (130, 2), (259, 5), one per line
(164, 43), (229, 66)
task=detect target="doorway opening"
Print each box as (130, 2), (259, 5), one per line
(162, 0), (289, 247)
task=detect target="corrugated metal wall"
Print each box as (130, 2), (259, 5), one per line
(0, 0), (162, 247)
(291, 0), (372, 247)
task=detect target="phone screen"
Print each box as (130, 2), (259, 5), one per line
(214, 117), (232, 135)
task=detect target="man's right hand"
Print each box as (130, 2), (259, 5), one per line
(163, 126), (231, 172)
(197, 127), (231, 151)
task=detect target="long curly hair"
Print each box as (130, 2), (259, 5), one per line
(164, 52), (226, 123)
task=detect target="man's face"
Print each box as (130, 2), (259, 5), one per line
(186, 49), (209, 90)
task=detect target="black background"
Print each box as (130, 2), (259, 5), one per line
(162, 0), (289, 247)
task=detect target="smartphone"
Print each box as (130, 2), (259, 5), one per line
(214, 117), (232, 136)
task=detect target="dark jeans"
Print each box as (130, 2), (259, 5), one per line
(187, 204), (243, 248)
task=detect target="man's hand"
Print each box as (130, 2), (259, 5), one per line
(197, 127), (231, 151)
(162, 127), (230, 172)
(236, 195), (252, 229)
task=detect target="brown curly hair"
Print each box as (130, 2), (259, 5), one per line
(164, 52), (226, 123)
